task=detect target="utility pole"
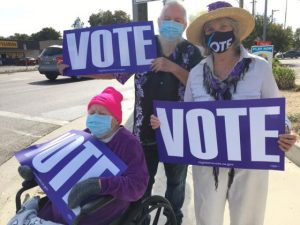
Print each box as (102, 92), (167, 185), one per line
(271, 9), (279, 23)
(132, 0), (148, 22)
(239, 0), (244, 8)
(262, 0), (268, 41)
(250, 0), (257, 15)
(284, 0), (288, 28)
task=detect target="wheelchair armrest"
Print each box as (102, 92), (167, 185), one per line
(22, 179), (38, 189)
(16, 179), (38, 212)
(81, 195), (115, 214)
(72, 195), (115, 225)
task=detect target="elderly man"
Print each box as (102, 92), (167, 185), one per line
(59, 1), (202, 223)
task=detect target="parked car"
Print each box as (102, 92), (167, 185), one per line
(281, 51), (300, 59)
(38, 45), (82, 81)
(15, 57), (37, 66)
(38, 45), (63, 81)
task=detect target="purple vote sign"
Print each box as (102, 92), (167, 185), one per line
(153, 98), (285, 171)
(63, 21), (157, 76)
(15, 130), (127, 225)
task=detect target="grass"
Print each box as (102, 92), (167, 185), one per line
(282, 89), (300, 136)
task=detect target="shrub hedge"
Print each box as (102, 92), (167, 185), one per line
(272, 59), (296, 90)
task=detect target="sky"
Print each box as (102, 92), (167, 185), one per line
(1, 0), (300, 38)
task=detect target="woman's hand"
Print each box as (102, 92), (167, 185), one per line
(278, 133), (297, 152)
(57, 60), (70, 75)
(150, 115), (161, 129)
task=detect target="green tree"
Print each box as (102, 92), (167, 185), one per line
(31, 27), (61, 41)
(72, 17), (84, 29)
(88, 10), (131, 26)
(293, 28), (300, 50)
(8, 33), (30, 40)
(243, 15), (293, 54)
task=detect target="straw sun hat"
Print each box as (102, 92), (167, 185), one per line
(186, 1), (255, 46)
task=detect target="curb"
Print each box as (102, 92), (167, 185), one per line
(0, 66), (38, 74)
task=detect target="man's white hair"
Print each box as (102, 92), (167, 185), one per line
(159, 0), (187, 22)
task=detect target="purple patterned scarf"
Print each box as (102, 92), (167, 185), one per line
(203, 57), (252, 190)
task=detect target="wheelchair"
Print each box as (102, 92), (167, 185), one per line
(15, 179), (177, 225)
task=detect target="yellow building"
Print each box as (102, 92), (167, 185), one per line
(0, 39), (39, 65)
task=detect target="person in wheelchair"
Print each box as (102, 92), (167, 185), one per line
(13, 86), (149, 225)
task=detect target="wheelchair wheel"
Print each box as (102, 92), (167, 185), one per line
(121, 195), (177, 225)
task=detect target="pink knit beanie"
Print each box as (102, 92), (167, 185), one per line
(87, 87), (123, 123)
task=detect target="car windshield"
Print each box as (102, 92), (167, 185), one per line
(42, 47), (62, 57)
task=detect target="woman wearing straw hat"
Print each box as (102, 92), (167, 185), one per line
(183, 1), (297, 225)
(150, 1), (297, 225)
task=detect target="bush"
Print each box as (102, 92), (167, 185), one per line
(294, 84), (300, 92)
(272, 57), (281, 67)
(288, 113), (300, 136)
(272, 66), (296, 90)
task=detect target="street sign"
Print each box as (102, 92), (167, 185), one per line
(251, 45), (273, 67)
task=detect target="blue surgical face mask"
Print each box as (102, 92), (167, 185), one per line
(86, 114), (112, 138)
(204, 31), (235, 53)
(159, 20), (184, 41)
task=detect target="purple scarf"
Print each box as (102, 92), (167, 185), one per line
(203, 57), (252, 190)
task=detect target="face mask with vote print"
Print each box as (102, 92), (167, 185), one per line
(205, 30), (235, 53)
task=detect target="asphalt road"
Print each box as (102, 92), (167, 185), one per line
(0, 71), (134, 165)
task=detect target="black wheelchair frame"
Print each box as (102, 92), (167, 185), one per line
(15, 180), (177, 225)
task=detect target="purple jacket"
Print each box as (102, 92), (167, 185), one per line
(38, 127), (149, 225)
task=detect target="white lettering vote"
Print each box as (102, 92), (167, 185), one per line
(62, 152), (121, 208)
(133, 26), (153, 65)
(66, 25), (153, 69)
(156, 108), (184, 157)
(210, 37), (233, 52)
(157, 106), (280, 163)
(65, 32), (89, 70)
(113, 27), (132, 66)
(49, 141), (103, 191)
(91, 30), (114, 67)
(186, 109), (218, 160)
(216, 108), (247, 161)
(250, 107), (280, 162)
(32, 133), (84, 173)
(32, 134), (122, 193)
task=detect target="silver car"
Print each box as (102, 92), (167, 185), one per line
(38, 45), (62, 81)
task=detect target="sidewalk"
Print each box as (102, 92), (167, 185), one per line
(1, 91), (300, 225)
(0, 65), (37, 74)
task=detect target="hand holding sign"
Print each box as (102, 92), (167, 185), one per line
(278, 133), (297, 152)
(150, 114), (160, 129)
(68, 177), (101, 208)
(57, 61), (69, 76)
(153, 98), (287, 170)
(63, 21), (157, 76)
(18, 165), (34, 181)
